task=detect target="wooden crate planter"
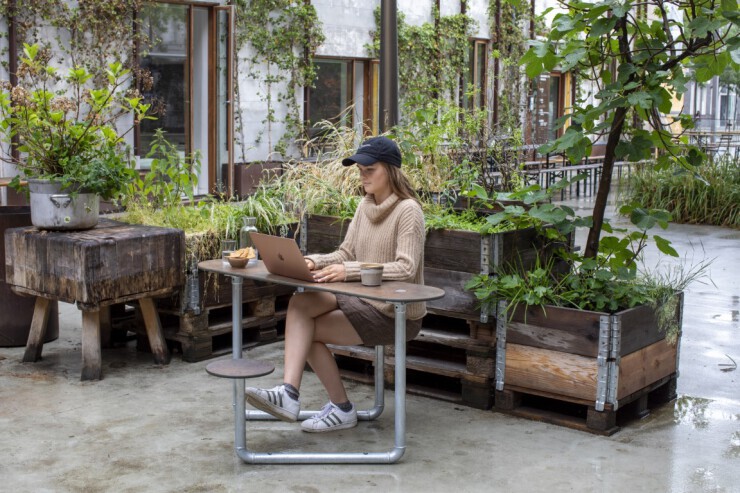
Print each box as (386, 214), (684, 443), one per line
(303, 214), (566, 322)
(493, 294), (683, 435)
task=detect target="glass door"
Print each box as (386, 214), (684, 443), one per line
(215, 5), (234, 195)
(139, 3), (190, 160)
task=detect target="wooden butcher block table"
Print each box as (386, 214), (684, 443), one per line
(4, 219), (185, 380)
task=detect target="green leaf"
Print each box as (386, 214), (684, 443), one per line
(654, 235), (679, 257)
(630, 207), (656, 230)
(611, 0), (631, 18)
(589, 16), (617, 37)
(627, 91), (652, 109)
(688, 16), (712, 37)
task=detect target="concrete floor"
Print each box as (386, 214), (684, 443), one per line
(1, 195), (739, 493)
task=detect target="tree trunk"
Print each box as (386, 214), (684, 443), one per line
(584, 106), (627, 258)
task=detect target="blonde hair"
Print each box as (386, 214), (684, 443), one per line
(358, 162), (419, 203)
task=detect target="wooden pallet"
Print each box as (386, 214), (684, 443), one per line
(329, 314), (497, 409)
(494, 374), (678, 435)
(136, 292), (293, 362)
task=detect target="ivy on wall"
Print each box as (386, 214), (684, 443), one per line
(367, 7), (476, 111)
(487, 0), (531, 136)
(0, 0), (146, 76)
(232, 0), (325, 161)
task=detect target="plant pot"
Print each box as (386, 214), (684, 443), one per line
(0, 206), (59, 346)
(28, 179), (100, 230)
(493, 295), (683, 432)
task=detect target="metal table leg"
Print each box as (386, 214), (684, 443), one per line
(235, 300), (408, 464)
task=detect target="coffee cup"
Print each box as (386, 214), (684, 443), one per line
(360, 263), (384, 286)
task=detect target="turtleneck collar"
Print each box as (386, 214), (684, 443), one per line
(362, 193), (400, 223)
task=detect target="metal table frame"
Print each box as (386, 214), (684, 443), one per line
(199, 260), (444, 464)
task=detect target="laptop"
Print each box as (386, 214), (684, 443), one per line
(250, 232), (317, 283)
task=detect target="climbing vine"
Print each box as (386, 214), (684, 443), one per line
(487, 0), (531, 136)
(367, 7), (476, 111)
(232, 0), (325, 160)
(0, 0), (146, 76)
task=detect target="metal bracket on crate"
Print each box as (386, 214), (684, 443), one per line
(595, 314), (611, 411)
(480, 235), (490, 275)
(607, 315), (622, 410)
(495, 300), (508, 391)
(479, 235), (503, 324)
(185, 258), (201, 315)
(299, 215), (308, 255)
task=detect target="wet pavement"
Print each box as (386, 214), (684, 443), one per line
(0, 194), (738, 493)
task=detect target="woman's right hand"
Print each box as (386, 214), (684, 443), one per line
(305, 258), (316, 270)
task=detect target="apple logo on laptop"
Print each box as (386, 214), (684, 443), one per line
(278, 253), (285, 262)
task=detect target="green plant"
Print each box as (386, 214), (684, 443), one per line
(625, 156), (740, 228)
(521, 0), (738, 258)
(0, 1), (147, 77)
(233, 0), (325, 159)
(368, 7), (475, 105)
(463, 179), (710, 342)
(121, 129), (201, 210)
(0, 44), (151, 199)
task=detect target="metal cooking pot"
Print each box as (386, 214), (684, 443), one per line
(28, 178), (100, 230)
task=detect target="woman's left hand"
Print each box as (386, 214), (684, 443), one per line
(313, 264), (346, 283)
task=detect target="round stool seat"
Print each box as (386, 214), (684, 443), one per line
(206, 359), (275, 379)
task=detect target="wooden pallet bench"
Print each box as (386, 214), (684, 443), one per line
(328, 314), (497, 409)
(135, 292), (293, 362)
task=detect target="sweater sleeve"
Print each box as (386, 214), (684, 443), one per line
(304, 206), (361, 270)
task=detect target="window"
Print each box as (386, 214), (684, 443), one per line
(719, 85), (736, 129)
(533, 72), (563, 145)
(139, 3), (189, 155)
(136, 2), (234, 195)
(307, 59), (353, 136)
(306, 58), (378, 147)
(462, 40), (488, 111)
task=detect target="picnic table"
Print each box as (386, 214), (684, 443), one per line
(199, 259), (445, 464)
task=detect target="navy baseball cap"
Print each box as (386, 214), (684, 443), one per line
(342, 136), (402, 168)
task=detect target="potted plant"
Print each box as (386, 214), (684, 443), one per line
(465, 187), (709, 433)
(0, 43), (150, 230)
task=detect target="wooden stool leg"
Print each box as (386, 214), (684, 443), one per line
(81, 309), (102, 381)
(139, 298), (171, 365)
(100, 305), (112, 348)
(23, 297), (52, 362)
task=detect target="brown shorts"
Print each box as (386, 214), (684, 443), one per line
(336, 294), (422, 346)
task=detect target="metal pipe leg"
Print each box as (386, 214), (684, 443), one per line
(230, 276), (246, 451)
(392, 302), (407, 462)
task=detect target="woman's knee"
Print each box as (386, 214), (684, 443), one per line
(288, 291), (337, 316)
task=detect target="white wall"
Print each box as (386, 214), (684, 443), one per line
(467, 0), (491, 39)
(236, 0), (492, 162)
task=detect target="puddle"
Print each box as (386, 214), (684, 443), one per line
(674, 395), (712, 429)
(673, 395), (740, 429)
(710, 310), (739, 323)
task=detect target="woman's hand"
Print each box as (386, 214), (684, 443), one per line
(305, 258), (316, 270)
(313, 263), (346, 283)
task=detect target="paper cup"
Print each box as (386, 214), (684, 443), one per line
(360, 263), (384, 286)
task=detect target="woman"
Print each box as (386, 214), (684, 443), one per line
(245, 136), (426, 433)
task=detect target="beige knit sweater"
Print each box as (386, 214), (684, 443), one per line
(305, 193), (426, 320)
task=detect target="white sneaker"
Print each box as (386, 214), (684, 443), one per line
(301, 402), (358, 433)
(245, 384), (300, 422)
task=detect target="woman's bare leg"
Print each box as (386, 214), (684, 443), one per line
(306, 310), (362, 403)
(283, 292), (361, 393)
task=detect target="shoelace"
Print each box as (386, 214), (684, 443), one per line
(314, 403), (336, 420)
